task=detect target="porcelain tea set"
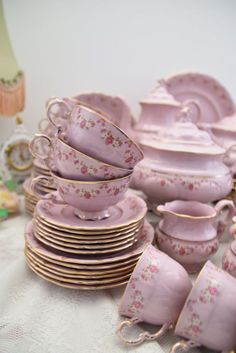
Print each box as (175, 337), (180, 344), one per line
(24, 72), (236, 352)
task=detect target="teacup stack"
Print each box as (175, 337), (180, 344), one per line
(24, 98), (154, 290)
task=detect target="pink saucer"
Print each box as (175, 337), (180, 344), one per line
(165, 72), (235, 123)
(25, 220), (154, 264)
(35, 192), (147, 230)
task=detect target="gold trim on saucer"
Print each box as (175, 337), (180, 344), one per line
(25, 247), (136, 276)
(25, 242), (141, 270)
(26, 260), (129, 290)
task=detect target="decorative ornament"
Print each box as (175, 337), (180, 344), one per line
(0, 0), (25, 116)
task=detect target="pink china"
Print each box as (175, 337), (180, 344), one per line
(30, 133), (131, 181)
(170, 261), (236, 352)
(46, 98), (143, 169)
(222, 240), (236, 278)
(31, 171), (132, 220)
(132, 111), (233, 203)
(156, 200), (234, 272)
(116, 245), (192, 346)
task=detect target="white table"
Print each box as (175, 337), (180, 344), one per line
(0, 196), (228, 353)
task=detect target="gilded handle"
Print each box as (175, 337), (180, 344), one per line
(169, 339), (200, 353)
(116, 317), (171, 346)
(46, 97), (71, 127)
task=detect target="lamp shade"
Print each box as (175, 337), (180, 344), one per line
(0, 0), (25, 116)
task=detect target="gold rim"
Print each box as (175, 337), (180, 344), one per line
(34, 231), (136, 255)
(26, 260), (129, 290)
(26, 257), (131, 285)
(25, 241), (141, 268)
(74, 103), (143, 158)
(51, 169), (133, 184)
(34, 216), (142, 237)
(57, 133), (131, 172)
(157, 208), (216, 220)
(26, 251), (134, 279)
(25, 247), (136, 275)
(34, 226), (138, 249)
(34, 219), (141, 242)
(35, 208), (146, 231)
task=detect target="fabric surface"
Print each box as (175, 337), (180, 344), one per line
(0, 194), (228, 353)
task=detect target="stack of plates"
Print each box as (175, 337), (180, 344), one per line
(25, 219), (153, 290)
(24, 193), (154, 289)
(23, 159), (56, 216)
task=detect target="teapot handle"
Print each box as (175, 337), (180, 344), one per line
(183, 99), (202, 123)
(215, 199), (235, 239)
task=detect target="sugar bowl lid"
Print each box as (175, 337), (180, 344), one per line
(140, 80), (180, 106)
(140, 108), (225, 155)
(212, 113), (236, 132)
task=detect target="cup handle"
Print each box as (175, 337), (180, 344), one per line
(169, 339), (200, 353)
(116, 317), (171, 346)
(30, 176), (54, 200)
(29, 134), (52, 160)
(215, 199), (235, 240)
(46, 97), (71, 127)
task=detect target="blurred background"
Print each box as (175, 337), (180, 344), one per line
(1, 0), (236, 138)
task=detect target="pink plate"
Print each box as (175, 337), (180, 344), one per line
(164, 72), (235, 123)
(35, 192), (147, 230)
(72, 92), (134, 133)
(24, 220), (154, 264)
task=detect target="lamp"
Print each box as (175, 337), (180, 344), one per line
(0, 0), (24, 116)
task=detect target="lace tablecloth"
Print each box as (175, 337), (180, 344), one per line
(0, 195), (228, 353)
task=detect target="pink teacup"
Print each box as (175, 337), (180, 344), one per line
(116, 245), (192, 346)
(46, 98), (143, 169)
(222, 240), (236, 278)
(29, 133), (131, 181)
(170, 261), (236, 352)
(31, 171), (132, 220)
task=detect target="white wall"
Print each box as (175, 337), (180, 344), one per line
(1, 0), (236, 140)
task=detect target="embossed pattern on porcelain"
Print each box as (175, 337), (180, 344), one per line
(133, 163), (232, 203)
(172, 261), (236, 352)
(222, 243), (236, 278)
(31, 171), (132, 220)
(156, 227), (219, 273)
(116, 245), (192, 346)
(47, 98), (143, 169)
(30, 134), (131, 181)
(132, 115), (233, 203)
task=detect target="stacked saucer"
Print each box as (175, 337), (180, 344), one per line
(25, 98), (153, 289)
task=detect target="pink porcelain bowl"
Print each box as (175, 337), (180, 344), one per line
(156, 226), (219, 273)
(222, 240), (236, 278)
(116, 245), (192, 346)
(46, 98), (143, 169)
(31, 171), (132, 220)
(29, 133), (131, 181)
(171, 261), (236, 352)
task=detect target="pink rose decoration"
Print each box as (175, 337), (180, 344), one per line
(80, 119), (86, 128)
(84, 192), (91, 199)
(105, 135), (113, 145)
(81, 165), (88, 174)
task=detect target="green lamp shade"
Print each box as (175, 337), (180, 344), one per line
(0, 0), (25, 116)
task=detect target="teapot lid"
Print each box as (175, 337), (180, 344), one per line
(212, 113), (236, 132)
(140, 80), (180, 106)
(140, 107), (225, 155)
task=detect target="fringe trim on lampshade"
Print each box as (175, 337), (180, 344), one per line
(0, 71), (25, 116)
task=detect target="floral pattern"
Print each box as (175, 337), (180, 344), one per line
(54, 139), (124, 179)
(125, 246), (159, 317)
(158, 231), (219, 261)
(222, 250), (236, 278)
(74, 110), (141, 167)
(58, 179), (128, 200)
(180, 274), (221, 339)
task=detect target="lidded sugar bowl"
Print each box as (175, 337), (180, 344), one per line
(132, 108), (233, 204)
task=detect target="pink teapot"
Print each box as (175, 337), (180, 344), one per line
(132, 108), (233, 204)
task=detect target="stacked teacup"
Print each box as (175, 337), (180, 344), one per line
(25, 97), (151, 289)
(30, 98), (143, 221)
